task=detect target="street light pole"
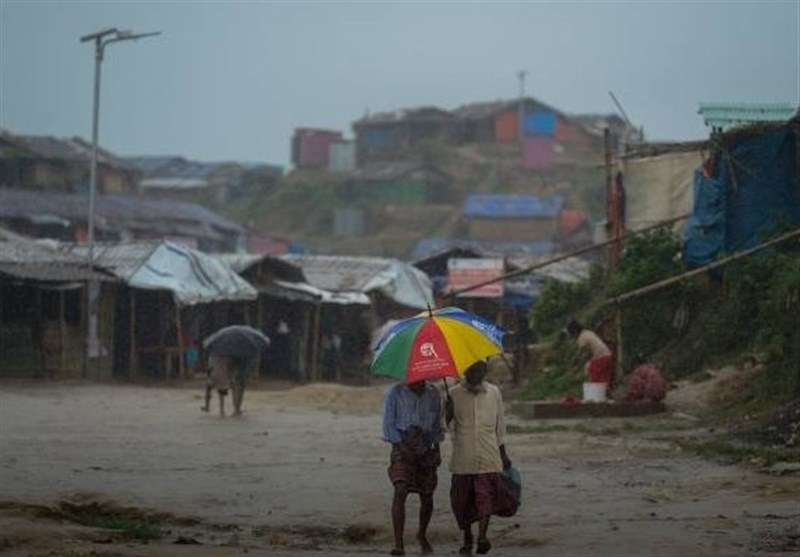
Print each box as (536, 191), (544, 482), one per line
(80, 28), (160, 367)
(517, 70), (527, 143)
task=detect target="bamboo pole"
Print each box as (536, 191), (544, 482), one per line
(302, 304), (313, 381)
(129, 289), (136, 380)
(604, 128), (614, 270)
(60, 290), (66, 377)
(35, 287), (44, 375)
(310, 303), (322, 381)
(615, 301), (623, 378)
(446, 213), (690, 299)
(176, 304), (184, 380)
(602, 228), (800, 307)
(256, 296), (264, 378)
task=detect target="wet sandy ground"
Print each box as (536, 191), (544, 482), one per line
(0, 380), (798, 556)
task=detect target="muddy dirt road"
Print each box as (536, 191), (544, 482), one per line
(0, 380), (797, 556)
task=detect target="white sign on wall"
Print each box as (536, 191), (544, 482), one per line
(447, 258), (504, 298)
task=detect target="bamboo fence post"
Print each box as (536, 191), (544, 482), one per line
(176, 304), (184, 380)
(129, 289), (136, 380)
(310, 303), (321, 381)
(60, 290), (66, 377)
(615, 301), (623, 380)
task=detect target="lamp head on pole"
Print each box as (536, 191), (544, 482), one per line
(80, 28), (119, 43)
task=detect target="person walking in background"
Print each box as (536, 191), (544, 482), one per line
(202, 355), (232, 416)
(229, 356), (249, 416)
(566, 318), (614, 387)
(382, 380), (444, 556)
(446, 360), (514, 555)
(201, 355), (249, 417)
(202, 324), (269, 415)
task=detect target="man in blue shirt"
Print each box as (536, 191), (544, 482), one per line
(382, 380), (444, 556)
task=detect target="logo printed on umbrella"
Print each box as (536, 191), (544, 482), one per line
(470, 320), (502, 342)
(420, 342), (439, 358)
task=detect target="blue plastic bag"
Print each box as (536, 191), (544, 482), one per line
(496, 466), (522, 517)
(503, 466), (522, 506)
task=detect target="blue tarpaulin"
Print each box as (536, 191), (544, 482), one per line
(683, 125), (799, 267)
(463, 194), (565, 219)
(524, 111), (557, 136)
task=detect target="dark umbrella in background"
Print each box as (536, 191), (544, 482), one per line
(203, 325), (271, 360)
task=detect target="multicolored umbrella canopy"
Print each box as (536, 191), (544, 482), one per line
(371, 307), (505, 383)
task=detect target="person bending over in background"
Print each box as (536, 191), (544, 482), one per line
(566, 319), (614, 387)
(202, 355), (231, 416)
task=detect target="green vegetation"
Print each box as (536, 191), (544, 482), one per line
(78, 516), (162, 541)
(218, 140), (606, 258)
(519, 225), (800, 411)
(55, 502), (164, 541)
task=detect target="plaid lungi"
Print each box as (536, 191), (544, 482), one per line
(387, 444), (439, 495)
(450, 473), (517, 529)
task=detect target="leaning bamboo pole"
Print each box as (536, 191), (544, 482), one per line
(604, 228), (800, 376)
(602, 228), (800, 307)
(446, 213), (690, 299)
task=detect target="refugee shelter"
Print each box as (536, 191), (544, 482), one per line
(283, 254), (434, 382)
(0, 228), (114, 378)
(218, 253), (323, 381)
(59, 241), (257, 380)
(683, 117), (800, 266)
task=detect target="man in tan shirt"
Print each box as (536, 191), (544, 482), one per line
(446, 360), (515, 555)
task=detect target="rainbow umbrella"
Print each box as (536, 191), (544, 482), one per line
(371, 306), (506, 383)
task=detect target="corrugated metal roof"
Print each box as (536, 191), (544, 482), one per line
(0, 188), (243, 235)
(60, 241), (256, 305)
(453, 97), (559, 120)
(124, 156), (185, 174)
(215, 252), (306, 282)
(507, 254), (592, 284)
(463, 194), (565, 218)
(60, 242), (161, 280)
(354, 107), (453, 126)
(411, 237), (555, 261)
(282, 255), (396, 291)
(698, 102), (797, 130)
(139, 177), (208, 190)
(1, 130), (135, 170)
(282, 254), (433, 309)
(0, 229), (113, 282)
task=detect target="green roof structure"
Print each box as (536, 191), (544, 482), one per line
(698, 102), (797, 130)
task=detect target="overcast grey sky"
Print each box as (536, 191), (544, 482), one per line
(1, 1), (798, 168)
